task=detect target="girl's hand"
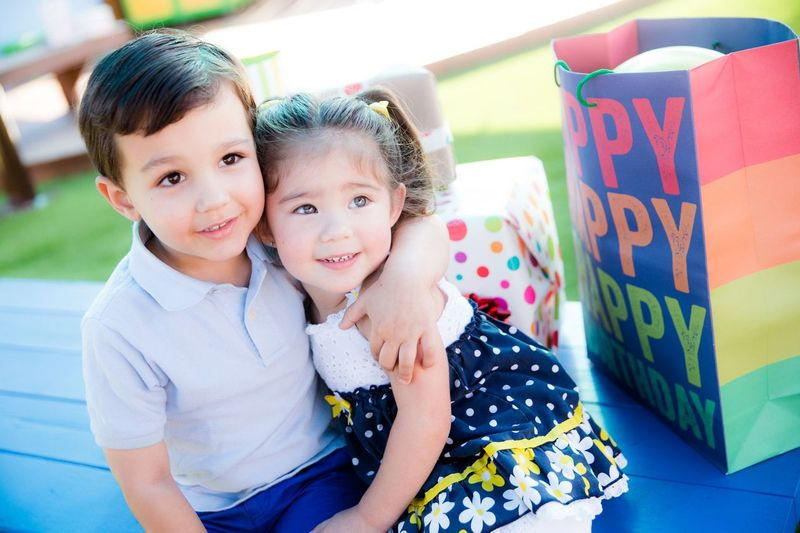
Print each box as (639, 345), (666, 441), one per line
(341, 214), (449, 385)
(311, 506), (385, 533)
(341, 274), (445, 385)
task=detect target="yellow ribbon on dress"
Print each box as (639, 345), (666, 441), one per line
(324, 394), (353, 425)
(409, 403), (587, 510)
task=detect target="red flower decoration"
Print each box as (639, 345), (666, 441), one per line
(467, 293), (511, 322)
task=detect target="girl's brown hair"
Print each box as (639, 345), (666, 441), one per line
(255, 88), (435, 222)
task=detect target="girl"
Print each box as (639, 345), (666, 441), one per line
(256, 90), (628, 533)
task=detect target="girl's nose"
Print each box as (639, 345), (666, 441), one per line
(320, 213), (354, 242)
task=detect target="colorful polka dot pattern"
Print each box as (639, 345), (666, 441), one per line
(436, 157), (565, 348)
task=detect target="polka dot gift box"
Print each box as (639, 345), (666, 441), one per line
(436, 156), (565, 348)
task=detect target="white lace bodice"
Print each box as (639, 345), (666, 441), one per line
(306, 279), (473, 392)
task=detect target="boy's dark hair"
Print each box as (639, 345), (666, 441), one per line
(78, 29), (255, 186)
(255, 88), (435, 225)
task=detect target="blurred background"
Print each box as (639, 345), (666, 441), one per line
(0, 0), (797, 300)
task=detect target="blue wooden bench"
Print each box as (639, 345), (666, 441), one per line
(1, 278), (798, 532)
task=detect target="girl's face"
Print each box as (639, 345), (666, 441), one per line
(265, 139), (406, 298)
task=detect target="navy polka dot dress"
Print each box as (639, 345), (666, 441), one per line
(308, 280), (627, 532)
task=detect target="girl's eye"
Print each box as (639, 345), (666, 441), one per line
(158, 172), (184, 187)
(350, 195), (370, 208)
(293, 204), (317, 215)
(221, 153), (241, 166)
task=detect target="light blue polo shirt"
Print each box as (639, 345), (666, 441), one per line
(81, 222), (342, 511)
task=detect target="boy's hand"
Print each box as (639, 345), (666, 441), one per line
(311, 505), (384, 533)
(341, 275), (445, 385)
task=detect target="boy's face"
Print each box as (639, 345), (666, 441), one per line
(97, 83), (264, 281)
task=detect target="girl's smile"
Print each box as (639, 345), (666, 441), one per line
(318, 252), (360, 268)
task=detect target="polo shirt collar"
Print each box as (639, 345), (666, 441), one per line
(128, 221), (267, 311)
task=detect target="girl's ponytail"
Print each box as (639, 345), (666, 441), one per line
(358, 88), (436, 220)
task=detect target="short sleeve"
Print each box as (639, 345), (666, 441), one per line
(81, 317), (167, 449)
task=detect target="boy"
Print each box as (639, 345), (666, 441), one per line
(78, 30), (448, 532)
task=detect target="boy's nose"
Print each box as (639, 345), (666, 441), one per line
(196, 176), (230, 213)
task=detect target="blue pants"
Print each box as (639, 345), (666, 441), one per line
(198, 448), (365, 532)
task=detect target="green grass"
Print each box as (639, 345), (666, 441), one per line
(1, 0), (798, 298)
(0, 171), (131, 280)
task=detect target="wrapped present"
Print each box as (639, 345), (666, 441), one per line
(436, 156), (565, 348)
(553, 18), (800, 472)
(242, 51), (283, 104)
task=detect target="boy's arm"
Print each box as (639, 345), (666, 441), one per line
(341, 215), (450, 384)
(105, 443), (206, 533)
(313, 346), (452, 532)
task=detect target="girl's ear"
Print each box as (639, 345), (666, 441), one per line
(255, 217), (274, 246)
(95, 176), (141, 222)
(389, 183), (407, 226)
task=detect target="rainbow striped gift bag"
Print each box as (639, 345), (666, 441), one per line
(552, 18), (800, 473)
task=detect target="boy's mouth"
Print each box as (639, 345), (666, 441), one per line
(199, 217), (236, 235)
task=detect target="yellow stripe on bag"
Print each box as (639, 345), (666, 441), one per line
(711, 261), (800, 386)
(410, 404), (585, 509)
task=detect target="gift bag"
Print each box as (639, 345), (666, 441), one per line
(552, 18), (800, 473)
(436, 157), (565, 349)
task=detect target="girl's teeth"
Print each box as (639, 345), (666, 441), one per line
(206, 221), (227, 232)
(325, 254), (353, 263)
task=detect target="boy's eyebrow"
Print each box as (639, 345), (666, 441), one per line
(140, 137), (252, 172)
(218, 137), (252, 151)
(141, 155), (179, 173)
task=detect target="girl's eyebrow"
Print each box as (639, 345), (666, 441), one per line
(344, 180), (383, 191)
(276, 189), (312, 205)
(277, 179), (382, 204)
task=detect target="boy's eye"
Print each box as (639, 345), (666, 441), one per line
(293, 204), (317, 215)
(158, 172), (184, 187)
(221, 153), (241, 166)
(350, 196), (370, 208)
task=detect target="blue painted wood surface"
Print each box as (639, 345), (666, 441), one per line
(0, 278), (798, 532)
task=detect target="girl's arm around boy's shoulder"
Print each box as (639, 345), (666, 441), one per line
(105, 442), (207, 532)
(341, 215), (450, 385)
(313, 339), (452, 533)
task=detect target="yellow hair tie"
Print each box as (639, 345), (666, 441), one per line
(369, 100), (390, 119)
(259, 98), (283, 110)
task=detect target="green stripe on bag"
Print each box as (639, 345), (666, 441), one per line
(721, 356), (800, 472)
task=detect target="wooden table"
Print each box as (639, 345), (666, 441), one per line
(0, 277), (797, 531)
(0, 20), (131, 208)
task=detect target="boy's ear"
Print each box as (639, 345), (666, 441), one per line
(390, 184), (407, 226)
(95, 176), (141, 222)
